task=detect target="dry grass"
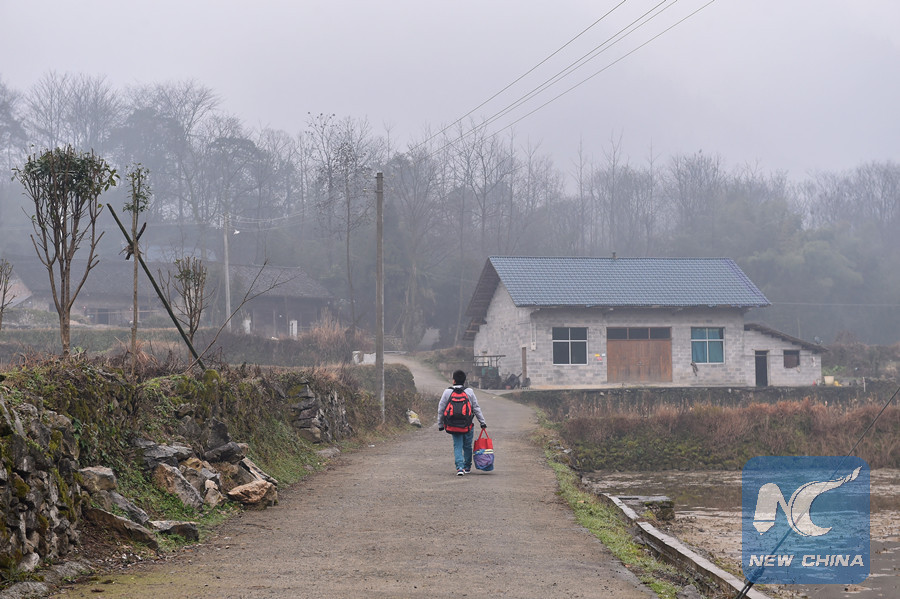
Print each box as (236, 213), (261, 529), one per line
(558, 398), (899, 470)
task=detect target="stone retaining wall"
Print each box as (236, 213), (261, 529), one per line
(0, 369), (355, 575)
(0, 400), (82, 572)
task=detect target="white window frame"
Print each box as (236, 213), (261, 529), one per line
(552, 326), (588, 365)
(691, 327), (725, 364)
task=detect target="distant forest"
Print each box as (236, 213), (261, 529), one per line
(1, 73), (899, 347)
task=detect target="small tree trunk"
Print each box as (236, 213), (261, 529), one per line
(59, 261), (72, 356)
(0, 259), (14, 333)
(131, 209), (139, 358)
(59, 313), (71, 356)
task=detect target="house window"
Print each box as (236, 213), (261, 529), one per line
(784, 350), (800, 368)
(649, 327), (671, 339)
(608, 327), (671, 340)
(552, 327), (587, 365)
(607, 327), (627, 340)
(691, 327), (724, 363)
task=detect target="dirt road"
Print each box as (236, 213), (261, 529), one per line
(53, 356), (654, 598)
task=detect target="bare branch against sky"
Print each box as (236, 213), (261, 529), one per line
(1, 0), (898, 176)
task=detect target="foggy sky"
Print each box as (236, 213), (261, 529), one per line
(1, 0), (899, 179)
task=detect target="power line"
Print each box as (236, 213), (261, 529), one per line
(4, 4), (718, 242)
(481, 0), (718, 145)
(231, 212), (306, 227)
(423, 0), (717, 161)
(735, 385), (898, 598)
(439, 0), (678, 154)
(409, 0), (631, 155)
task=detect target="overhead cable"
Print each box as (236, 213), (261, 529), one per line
(423, 0), (717, 161)
(409, 0), (631, 154)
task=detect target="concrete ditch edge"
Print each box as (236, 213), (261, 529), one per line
(599, 493), (773, 599)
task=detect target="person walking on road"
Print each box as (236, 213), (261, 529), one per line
(437, 370), (487, 476)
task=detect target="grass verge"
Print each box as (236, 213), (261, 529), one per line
(533, 411), (697, 599)
(547, 457), (684, 599)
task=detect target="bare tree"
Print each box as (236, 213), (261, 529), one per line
(22, 72), (124, 156)
(23, 72), (70, 150)
(308, 114), (382, 328)
(0, 77), (26, 171)
(850, 162), (900, 246)
(385, 136), (446, 349)
(800, 171), (850, 230)
(503, 139), (561, 254)
(127, 80), (220, 225)
(451, 120), (516, 256)
(665, 150), (725, 254)
(12, 146), (118, 355)
(569, 139), (594, 255)
(0, 258), (15, 333)
(291, 129), (316, 253)
(162, 256), (209, 344)
(591, 134), (627, 253)
(163, 257), (295, 365)
(248, 127), (301, 263)
(636, 145), (664, 256)
(65, 73), (123, 151)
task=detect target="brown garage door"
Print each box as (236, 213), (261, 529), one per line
(607, 327), (672, 383)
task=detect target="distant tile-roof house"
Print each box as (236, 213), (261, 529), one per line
(464, 256), (824, 388)
(226, 264), (334, 337)
(6, 253), (332, 338)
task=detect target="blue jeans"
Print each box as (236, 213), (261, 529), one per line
(452, 428), (474, 470)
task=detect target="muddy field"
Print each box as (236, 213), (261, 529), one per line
(584, 469), (899, 599)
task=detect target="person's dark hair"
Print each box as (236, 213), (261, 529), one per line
(452, 370), (466, 385)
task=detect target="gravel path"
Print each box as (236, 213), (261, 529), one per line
(52, 356), (654, 598)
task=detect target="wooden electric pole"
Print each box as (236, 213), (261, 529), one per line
(376, 172), (385, 423)
(223, 212), (232, 332)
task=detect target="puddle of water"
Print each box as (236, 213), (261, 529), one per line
(584, 469), (900, 599)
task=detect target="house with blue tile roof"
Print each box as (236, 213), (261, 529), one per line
(464, 256), (824, 388)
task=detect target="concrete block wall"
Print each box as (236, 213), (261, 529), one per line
(742, 329), (822, 386)
(529, 307), (607, 387)
(525, 307), (750, 387)
(473, 284), (533, 381)
(670, 309), (748, 386)
(474, 295), (807, 387)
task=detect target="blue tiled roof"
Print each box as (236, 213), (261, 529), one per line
(486, 256), (770, 308)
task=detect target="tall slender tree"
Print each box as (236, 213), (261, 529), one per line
(23, 72), (70, 150)
(385, 138), (446, 348)
(65, 74), (123, 152)
(124, 164), (151, 358)
(0, 258), (15, 333)
(0, 77), (25, 171)
(13, 146), (117, 355)
(309, 114), (382, 328)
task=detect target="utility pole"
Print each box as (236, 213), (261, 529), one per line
(376, 172), (385, 424)
(223, 212), (232, 331)
(108, 206), (206, 370)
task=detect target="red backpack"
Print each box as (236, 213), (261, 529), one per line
(443, 387), (474, 433)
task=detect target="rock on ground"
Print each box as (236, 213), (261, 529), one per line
(51, 356), (654, 599)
